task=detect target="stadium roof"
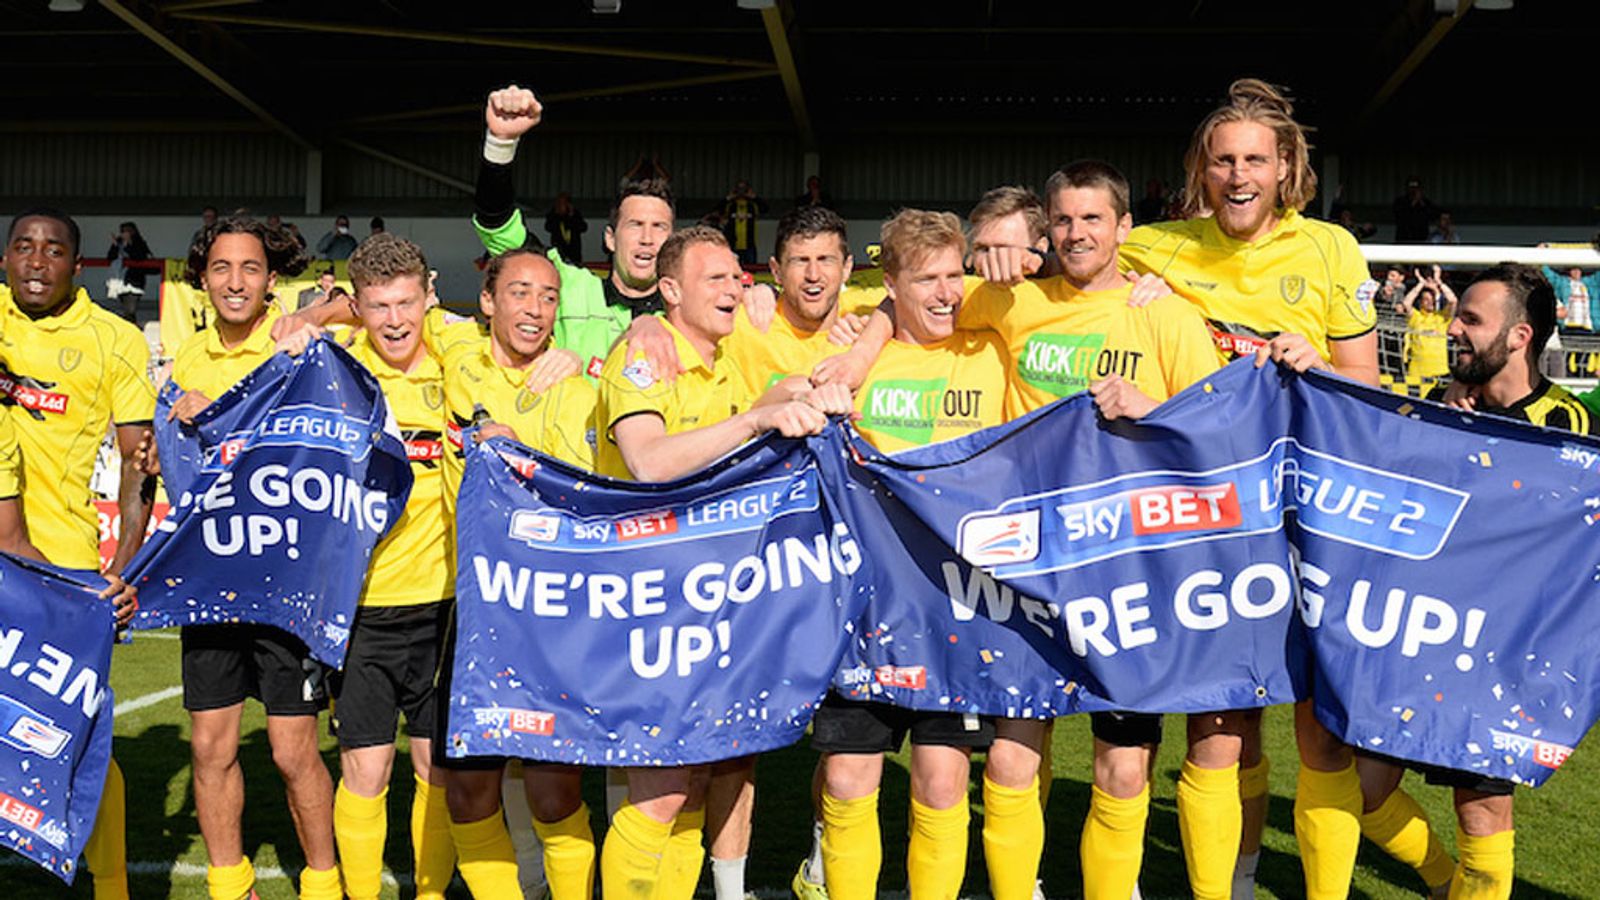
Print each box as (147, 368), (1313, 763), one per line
(2, 0), (1588, 148)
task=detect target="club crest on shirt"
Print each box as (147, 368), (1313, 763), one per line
(623, 359), (656, 389)
(515, 388), (542, 415)
(1280, 274), (1306, 305)
(57, 347), (81, 372)
(422, 383), (444, 410)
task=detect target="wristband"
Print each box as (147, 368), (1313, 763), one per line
(483, 133), (519, 165)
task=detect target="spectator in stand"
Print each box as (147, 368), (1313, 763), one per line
(191, 205), (218, 246)
(544, 192), (588, 265)
(1396, 264), (1457, 381)
(1377, 266), (1408, 308)
(1541, 243), (1600, 331)
(369, 216), (386, 236)
(106, 220), (152, 322)
(316, 215), (358, 260)
(1429, 210), (1459, 245)
(297, 268), (337, 310)
(1336, 208), (1377, 241)
(722, 179), (767, 266)
(1134, 177), (1168, 224)
(268, 215), (308, 249)
(1392, 176), (1437, 243)
(793, 175), (834, 211)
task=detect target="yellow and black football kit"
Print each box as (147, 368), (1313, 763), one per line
(817, 329), (1008, 898)
(1427, 378), (1595, 434)
(960, 277), (1221, 419)
(1121, 209), (1377, 365)
(722, 296), (879, 397)
(170, 306), (284, 400)
(0, 286), (155, 570)
(331, 331), (457, 900)
(593, 317), (751, 481)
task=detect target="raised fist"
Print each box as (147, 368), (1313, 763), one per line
(486, 84), (542, 140)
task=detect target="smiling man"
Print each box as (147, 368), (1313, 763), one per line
(0, 207), (152, 900)
(326, 234), (457, 900)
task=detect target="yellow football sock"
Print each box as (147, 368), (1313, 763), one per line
(1240, 757), (1270, 802)
(411, 775), (456, 900)
(451, 809), (522, 900)
(821, 789), (880, 900)
(600, 801), (673, 900)
(983, 776), (1043, 900)
(84, 757), (128, 900)
(908, 796), (969, 899)
(1038, 740), (1055, 813)
(206, 857), (255, 900)
(658, 806), (706, 900)
(1294, 763), (1363, 900)
(1080, 784), (1148, 900)
(298, 864), (343, 900)
(1360, 787), (1455, 890)
(334, 782), (387, 899)
(1177, 761), (1241, 900)
(1450, 829), (1514, 900)
(532, 802), (596, 900)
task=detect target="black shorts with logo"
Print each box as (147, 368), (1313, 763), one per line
(810, 690), (994, 753)
(1091, 711), (1164, 748)
(1358, 750), (1515, 797)
(330, 600), (451, 750)
(181, 623), (326, 716)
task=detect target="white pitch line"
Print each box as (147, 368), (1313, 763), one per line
(113, 685), (183, 717)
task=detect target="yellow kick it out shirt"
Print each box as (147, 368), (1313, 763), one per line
(1120, 208), (1378, 365)
(722, 294), (881, 396)
(959, 277), (1220, 419)
(594, 317), (752, 480)
(346, 332), (453, 607)
(854, 331), (1008, 454)
(0, 286), (156, 569)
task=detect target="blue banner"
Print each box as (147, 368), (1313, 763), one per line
(0, 554), (113, 882)
(126, 340), (413, 667)
(444, 435), (866, 766)
(442, 360), (1600, 786)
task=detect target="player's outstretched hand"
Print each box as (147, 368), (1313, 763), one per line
(622, 315), (683, 384)
(971, 246), (1040, 285)
(525, 348), (581, 394)
(473, 422), (518, 444)
(1124, 272), (1173, 308)
(829, 313), (869, 347)
(1089, 375), (1159, 421)
(135, 428), (160, 477)
(755, 400), (828, 438)
(100, 576), (138, 628)
(743, 282), (777, 332)
(168, 390), (213, 425)
(1253, 332), (1330, 374)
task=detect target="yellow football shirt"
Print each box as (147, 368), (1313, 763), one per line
(959, 277), (1220, 419)
(0, 286), (156, 569)
(438, 328), (597, 511)
(722, 295), (880, 396)
(1405, 308), (1451, 380)
(594, 318), (752, 480)
(346, 333), (453, 607)
(0, 408), (19, 500)
(170, 306), (284, 400)
(855, 331), (1008, 454)
(1120, 209), (1378, 364)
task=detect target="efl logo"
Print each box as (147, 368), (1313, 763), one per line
(0, 696), (69, 759)
(0, 790), (42, 832)
(509, 510), (560, 544)
(1491, 728), (1574, 771)
(874, 665), (927, 690)
(616, 509), (678, 541)
(507, 709), (556, 736)
(1129, 483), (1242, 536)
(957, 509), (1040, 566)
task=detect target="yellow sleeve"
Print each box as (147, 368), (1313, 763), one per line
(169, 337), (204, 393)
(1325, 226), (1379, 340)
(110, 323), (157, 425)
(540, 378), (599, 470)
(0, 411), (19, 499)
(1151, 295), (1224, 397)
(597, 347), (673, 438)
(957, 282), (1016, 332)
(422, 307), (483, 362)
